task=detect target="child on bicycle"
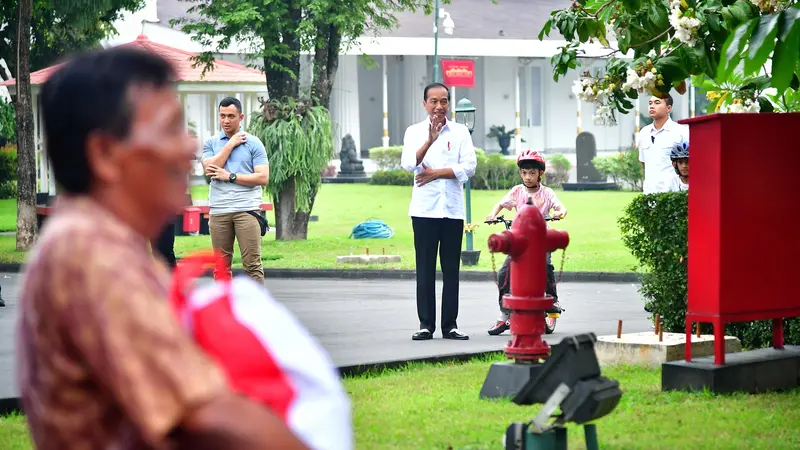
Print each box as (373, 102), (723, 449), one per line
(665, 139), (689, 192)
(485, 149), (567, 336)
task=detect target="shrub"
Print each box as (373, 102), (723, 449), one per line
(369, 170), (413, 186)
(0, 144), (17, 200)
(544, 154), (571, 188)
(592, 148), (643, 191)
(0, 144), (17, 184)
(0, 99), (15, 143)
(0, 180), (17, 199)
(618, 192), (800, 349)
(368, 146), (402, 171)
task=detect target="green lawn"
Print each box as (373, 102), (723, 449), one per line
(0, 184), (639, 272)
(0, 199), (15, 232)
(3, 354), (800, 449)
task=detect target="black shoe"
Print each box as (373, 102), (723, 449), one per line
(443, 329), (469, 340)
(546, 301), (562, 314)
(412, 329), (433, 341)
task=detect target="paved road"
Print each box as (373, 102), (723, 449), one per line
(0, 273), (651, 399)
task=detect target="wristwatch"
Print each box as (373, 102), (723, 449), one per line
(229, 173), (237, 183)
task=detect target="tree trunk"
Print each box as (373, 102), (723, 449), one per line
(312, 23), (341, 108)
(15, 0), (36, 251)
(261, 5), (301, 101)
(273, 177), (318, 240)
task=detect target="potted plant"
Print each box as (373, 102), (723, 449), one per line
(486, 125), (515, 155)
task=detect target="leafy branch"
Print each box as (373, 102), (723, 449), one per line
(540, 0), (800, 120)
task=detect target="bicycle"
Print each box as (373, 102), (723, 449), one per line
(484, 213), (565, 335)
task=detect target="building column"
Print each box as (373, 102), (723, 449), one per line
(330, 55), (361, 155)
(403, 55), (428, 127)
(382, 55), (390, 148)
(576, 97), (582, 135)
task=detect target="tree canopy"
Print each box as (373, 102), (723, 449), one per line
(0, 0), (143, 79)
(540, 0), (800, 123)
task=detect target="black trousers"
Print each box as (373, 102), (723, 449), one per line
(153, 218), (177, 269)
(412, 217), (464, 334)
(497, 253), (558, 314)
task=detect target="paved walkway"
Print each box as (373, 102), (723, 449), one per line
(0, 273), (651, 399)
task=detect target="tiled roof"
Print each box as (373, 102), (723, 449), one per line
(2, 34), (266, 86)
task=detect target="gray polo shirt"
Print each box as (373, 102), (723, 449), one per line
(202, 128), (269, 215)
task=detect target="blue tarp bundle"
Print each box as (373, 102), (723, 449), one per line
(349, 220), (394, 239)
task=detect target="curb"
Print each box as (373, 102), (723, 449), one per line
(0, 262), (641, 283)
(1, 350), (506, 417)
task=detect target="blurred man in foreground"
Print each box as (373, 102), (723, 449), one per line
(16, 47), (307, 450)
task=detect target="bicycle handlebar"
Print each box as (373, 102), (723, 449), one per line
(484, 214), (562, 226)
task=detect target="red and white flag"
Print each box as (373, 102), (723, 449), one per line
(169, 251), (353, 450)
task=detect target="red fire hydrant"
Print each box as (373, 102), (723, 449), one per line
(487, 199), (570, 361)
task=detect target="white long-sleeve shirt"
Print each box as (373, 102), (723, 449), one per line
(400, 118), (478, 221)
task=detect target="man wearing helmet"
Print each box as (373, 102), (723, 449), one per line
(666, 139), (689, 192)
(484, 149), (567, 336)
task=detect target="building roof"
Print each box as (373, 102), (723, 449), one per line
(156, 0), (572, 41)
(1, 34), (266, 87)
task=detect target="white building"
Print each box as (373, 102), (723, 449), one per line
(105, 0), (696, 165)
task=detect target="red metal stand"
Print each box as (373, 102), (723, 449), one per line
(680, 113), (800, 366)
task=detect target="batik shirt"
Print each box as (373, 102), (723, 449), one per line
(16, 195), (228, 449)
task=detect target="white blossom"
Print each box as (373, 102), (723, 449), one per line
(605, 23), (617, 43)
(669, 2), (702, 46)
(593, 105), (616, 125)
(727, 98), (761, 113)
(622, 68), (657, 93)
(750, 0), (787, 13)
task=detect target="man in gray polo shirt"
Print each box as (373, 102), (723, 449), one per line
(202, 97), (269, 283)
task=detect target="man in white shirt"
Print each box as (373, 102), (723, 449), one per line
(400, 82), (478, 342)
(636, 94), (690, 194)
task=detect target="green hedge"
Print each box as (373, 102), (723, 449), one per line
(0, 144), (17, 199)
(618, 192), (800, 349)
(368, 146), (572, 190)
(369, 170), (413, 186)
(592, 148), (644, 191)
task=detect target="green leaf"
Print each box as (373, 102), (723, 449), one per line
(757, 97), (774, 112)
(744, 13), (781, 75)
(656, 56), (690, 82)
(707, 13), (722, 33)
(648, 1), (669, 30)
(578, 21), (590, 42)
(771, 8), (800, 92)
(538, 18), (553, 41)
(721, 0), (758, 30)
(717, 18), (757, 80)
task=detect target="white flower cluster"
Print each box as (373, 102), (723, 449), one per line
(727, 98), (761, 113)
(593, 105), (616, 125)
(571, 76), (617, 125)
(669, 0), (702, 47)
(572, 77), (610, 103)
(622, 68), (657, 93)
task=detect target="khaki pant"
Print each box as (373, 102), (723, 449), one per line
(209, 212), (264, 283)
